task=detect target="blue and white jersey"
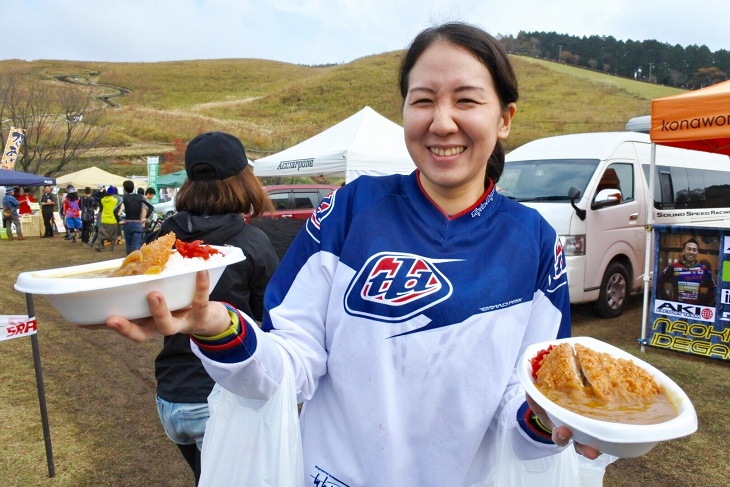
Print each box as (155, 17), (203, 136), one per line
(195, 171), (570, 486)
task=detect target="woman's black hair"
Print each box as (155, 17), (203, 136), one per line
(398, 22), (519, 184)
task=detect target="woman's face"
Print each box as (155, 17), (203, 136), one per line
(402, 40), (515, 207)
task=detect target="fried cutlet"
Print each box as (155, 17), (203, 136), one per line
(535, 342), (585, 395)
(575, 343), (660, 402)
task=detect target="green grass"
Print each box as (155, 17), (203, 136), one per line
(1, 50), (667, 177)
(515, 56), (685, 100)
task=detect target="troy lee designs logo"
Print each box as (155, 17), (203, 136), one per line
(306, 190), (337, 242)
(344, 252), (456, 322)
(548, 235), (568, 293)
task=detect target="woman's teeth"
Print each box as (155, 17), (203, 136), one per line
(430, 147), (465, 156)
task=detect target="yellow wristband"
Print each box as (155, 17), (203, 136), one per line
(192, 306), (240, 342)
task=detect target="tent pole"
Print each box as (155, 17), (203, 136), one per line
(26, 293), (56, 478)
(640, 143), (657, 352)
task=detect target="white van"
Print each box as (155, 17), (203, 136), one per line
(500, 132), (730, 317)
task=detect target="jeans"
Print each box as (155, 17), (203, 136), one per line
(155, 396), (209, 450)
(123, 221), (143, 254)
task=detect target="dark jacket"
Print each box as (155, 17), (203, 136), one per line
(153, 212), (279, 402)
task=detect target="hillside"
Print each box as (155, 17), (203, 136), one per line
(0, 53), (684, 178)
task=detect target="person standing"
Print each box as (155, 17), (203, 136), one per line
(62, 186), (82, 242)
(95, 185), (119, 251)
(3, 187), (24, 240)
(115, 180), (148, 254)
(142, 187), (158, 239)
(91, 184), (105, 203)
(16, 187), (35, 215)
(88, 186), (106, 247)
(138, 132), (279, 485)
(104, 23), (601, 485)
(40, 185), (57, 237)
(79, 187), (98, 244)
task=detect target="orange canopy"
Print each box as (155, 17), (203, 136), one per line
(650, 79), (730, 155)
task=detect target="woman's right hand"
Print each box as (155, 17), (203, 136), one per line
(103, 270), (232, 343)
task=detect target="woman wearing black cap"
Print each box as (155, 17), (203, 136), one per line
(143, 131), (279, 484)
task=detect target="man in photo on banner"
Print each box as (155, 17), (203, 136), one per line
(658, 238), (716, 306)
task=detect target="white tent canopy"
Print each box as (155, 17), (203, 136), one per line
(56, 166), (128, 190)
(253, 106), (415, 183)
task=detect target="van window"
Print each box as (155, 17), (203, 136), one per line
(604, 163), (634, 202)
(499, 159), (600, 201)
(644, 165), (730, 209)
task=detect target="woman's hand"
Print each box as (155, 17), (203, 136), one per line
(526, 394), (602, 460)
(92, 270), (232, 343)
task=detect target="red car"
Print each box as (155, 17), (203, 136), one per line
(263, 184), (339, 220)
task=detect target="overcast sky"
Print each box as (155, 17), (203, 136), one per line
(6, 0), (729, 65)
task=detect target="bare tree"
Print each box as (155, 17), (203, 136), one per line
(0, 72), (110, 177)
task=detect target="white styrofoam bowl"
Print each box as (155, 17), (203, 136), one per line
(518, 336), (697, 458)
(14, 245), (244, 325)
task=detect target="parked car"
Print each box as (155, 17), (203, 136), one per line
(263, 184), (339, 220)
(153, 198), (176, 219)
(501, 131), (730, 318)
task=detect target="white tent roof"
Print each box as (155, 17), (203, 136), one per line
(253, 106), (415, 183)
(56, 166), (128, 190)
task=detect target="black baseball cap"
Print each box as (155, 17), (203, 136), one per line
(185, 132), (248, 181)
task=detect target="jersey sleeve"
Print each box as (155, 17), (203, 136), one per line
(498, 217), (572, 458)
(192, 189), (343, 403)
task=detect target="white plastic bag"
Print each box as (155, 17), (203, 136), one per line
(199, 353), (304, 487)
(479, 420), (617, 487)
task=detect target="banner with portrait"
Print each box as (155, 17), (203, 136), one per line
(648, 224), (730, 361)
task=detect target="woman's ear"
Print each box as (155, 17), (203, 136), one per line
(498, 102), (517, 139)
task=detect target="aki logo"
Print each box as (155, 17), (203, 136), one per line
(344, 252), (456, 322)
(656, 302), (714, 321)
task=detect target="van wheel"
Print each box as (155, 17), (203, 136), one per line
(593, 262), (629, 318)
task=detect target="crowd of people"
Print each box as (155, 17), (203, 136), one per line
(3, 180), (158, 254)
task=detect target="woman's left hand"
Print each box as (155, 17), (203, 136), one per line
(526, 394), (602, 460)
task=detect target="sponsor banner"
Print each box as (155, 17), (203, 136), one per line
(277, 158), (314, 171)
(147, 157), (159, 203)
(648, 225), (729, 361)
(0, 315), (37, 342)
(1, 127), (26, 170)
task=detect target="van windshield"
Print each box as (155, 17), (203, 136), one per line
(498, 159), (600, 202)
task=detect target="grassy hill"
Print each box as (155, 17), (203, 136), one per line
(1, 53), (684, 177)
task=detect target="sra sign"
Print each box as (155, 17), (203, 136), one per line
(0, 316), (37, 342)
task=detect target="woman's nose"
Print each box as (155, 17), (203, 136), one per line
(430, 107), (458, 135)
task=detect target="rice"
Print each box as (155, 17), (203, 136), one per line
(161, 249), (226, 274)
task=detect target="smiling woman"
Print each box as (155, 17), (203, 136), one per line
(95, 22), (597, 485)
(401, 39), (516, 215)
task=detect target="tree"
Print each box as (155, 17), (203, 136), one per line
(162, 137), (187, 174)
(687, 66), (728, 89)
(0, 72), (110, 177)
